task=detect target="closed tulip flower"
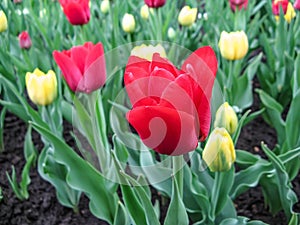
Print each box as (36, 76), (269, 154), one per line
(167, 27), (176, 40)
(130, 44), (166, 61)
(295, 0), (300, 10)
(140, 5), (150, 20)
(272, 0), (289, 15)
(229, 0), (248, 11)
(274, 2), (296, 23)
(122, 13), (135, 33)
(144, 0), (166, 8)
(26, 69), (57, 106)
(100, 0), (110, 14)
(178, 6), (197, 26)
(202, 127), (236, 172)
(53, 42), (106, 93)
(125, 46), (218, 155)
(19, 31), (32, 50)
(219, 30), (248, 60)
(214, 102), (238, 135)
(58, 0), (90, 25)
(0, 11), (8, 33)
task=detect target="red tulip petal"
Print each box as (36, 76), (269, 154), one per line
(70, 46), (89, 74)
(125, 56), (150, 80)
(127, 106), (198, 155)
(82, 54), (106, 93)
(53, 51), (83, 92)
(148, 67), (175, 98)
(124, 67), (150, 105)
(85, 42), (104, 71)
(181, 46), (217, 101)
(151, 53), (180, 77)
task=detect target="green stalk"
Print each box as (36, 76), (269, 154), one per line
(173, 155), (184, 198)
(87, 92), (107, 173)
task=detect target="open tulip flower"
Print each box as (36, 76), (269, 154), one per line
(229, 0), (248, 11)
(58, 0), (90, 25)
(124, 46), (217, 155)
(144, 0), (166, 8)
(53, 42), (106, 93)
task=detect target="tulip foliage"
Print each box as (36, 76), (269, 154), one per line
(0, 0), (300, 225)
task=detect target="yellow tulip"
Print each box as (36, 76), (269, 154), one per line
(101, 0), (110, 14)
(25, 69), (57, 106)
(140, 5), (150, 20)
(0, 11), (8, 33)
(218, 30), (248, 60)
(202, 127), (236, 172)
(167, 27), (176, 40)
(131, 44), (166, 61)
(178, 6), (197, 26)
(214, 102), (238, 135)
(275, 3), (296, 23)
(122, 13), (135, 33)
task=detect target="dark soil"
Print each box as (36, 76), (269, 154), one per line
(0, 93), (299, 225)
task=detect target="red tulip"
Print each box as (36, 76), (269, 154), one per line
(124, 46), (217, 155)
(229, 0), (248, 11)
(58, 0), (90, 25)
(53, 42), (106, 93)
(272, 0), (289, 15)
(18, 31), (32, 49)
(144, 0), (166, 8)
(13, 0), (22, 3)
(294, 0), (300, 10)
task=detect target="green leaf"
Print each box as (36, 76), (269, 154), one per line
(38, 146), (81, 209)
(114, 201), (130, 225)
(232, 110), (251, 145)
(164, 178), (189, 225)
(0, 107), (6, 152)
(261, 144), (298, 219)
(31, 122), (117, 223)
(219, 216), (268, 225)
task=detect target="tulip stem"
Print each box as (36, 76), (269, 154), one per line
(173, 155), (184, 198)
(87, 92), (107, 173)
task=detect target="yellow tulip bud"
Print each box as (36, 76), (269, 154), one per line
(178, 6), (197, 26)
(167, 27), (176, 40)
(101, 0), (110, 14)
(202, 128), (236, 172)
(122, 13), (136, 33)
(131, 44), (167, 61)
(25, 69), (57, 106)
(218, 30), (248, 60)
(275, 3), (296, 23)
(214, 102), (238, 135)
(140, 5), (150, 20)
(0, 11), (8, 33)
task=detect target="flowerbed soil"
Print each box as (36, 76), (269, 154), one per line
(0, 92), (299, 225)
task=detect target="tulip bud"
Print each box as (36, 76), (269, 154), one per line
(218, 30), (248, 60)
(178, 6), (197, 27)
(295, 0), (300, 10)
(14, 0), (22, 3)
(202, 127), (236, 172)
(275, 2), (296, 23)
(167, 27), (176, 40)
(19, 31), (32, 50)
(131, 44), (166, 61)
(101, 0), (110, 14)
(140, 4), (150, 20)
(25, 69), (57, 106)
(144, 0), (166, 8)
(229, 0), (248, 12)
(0, 11), (8, 33)
(122, 13), (135, 33)
(214, 102), (238, 135)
